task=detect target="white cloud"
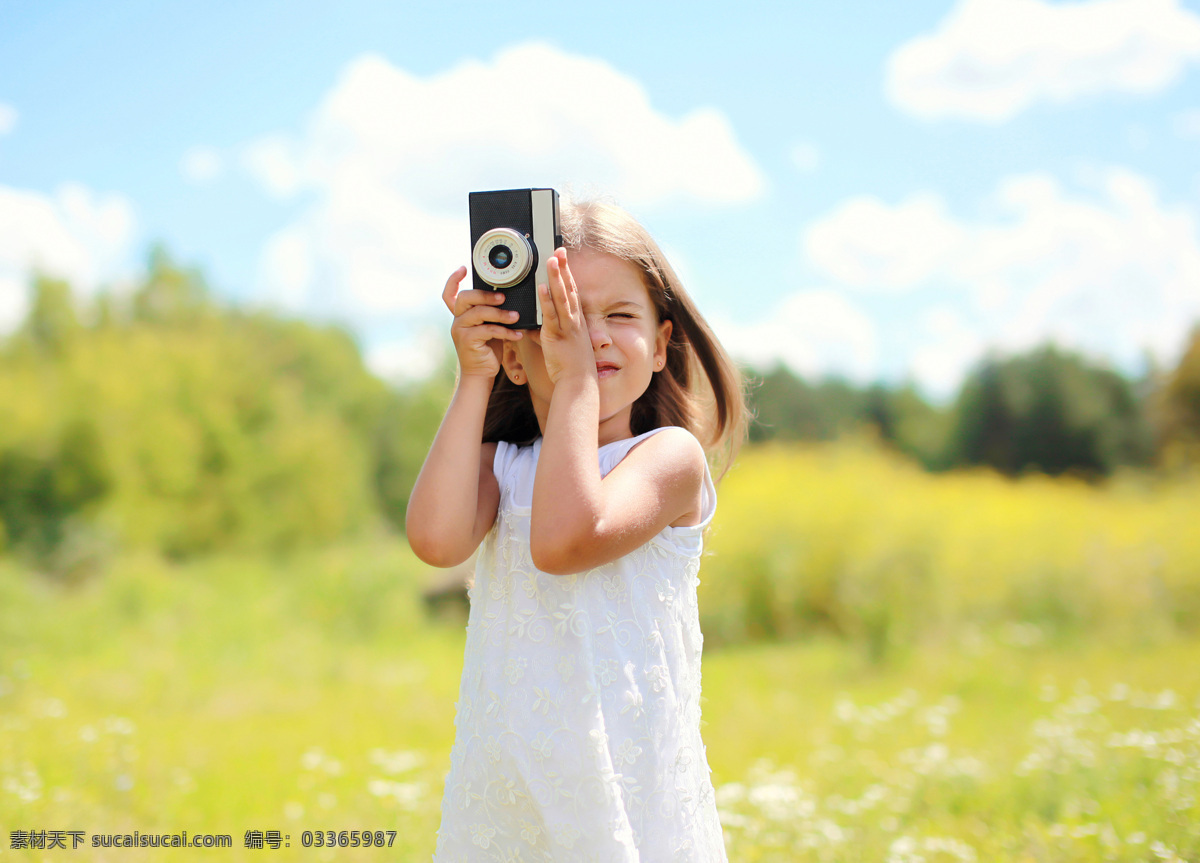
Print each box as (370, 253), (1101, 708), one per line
(966, 170), (1200, 363)
(887, 0), (1200, 122)
(909, 306), (987, 399)
(803, 167), (1200, 393)
(715, 289), (879, 383)
(0, 103), (16, 136)
(364, 324), (447, 383)
(241, 43), (764, 320)
(256, 224), (315, 312)
(254, 181), (466, 317)
(181, 146), (224, 184)
(241, 135), (301, 199)
(0, 183), (136, 333)
(804, 193), (965, 291)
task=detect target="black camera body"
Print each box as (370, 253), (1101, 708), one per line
(468, 188), (562, 329)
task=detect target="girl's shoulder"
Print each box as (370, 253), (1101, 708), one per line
(492, 426), (707, 480)
(612, 427), (715, 531)
(610, 425), (704, 458)
(601, 426), (708, 481)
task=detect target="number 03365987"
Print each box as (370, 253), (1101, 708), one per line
(300, 830), (397, 847)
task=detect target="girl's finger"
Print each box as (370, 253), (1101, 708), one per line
(454, 303), (522, 330)
(559, 252), (581, 319)
(465, 324), (524, 343)
(442, 266), (468, 313)
(453, 288), (508, 318)
(538, 281), (558, 330)
(547, 256), (573, 327)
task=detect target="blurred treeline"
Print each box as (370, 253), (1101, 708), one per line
(752, 343), (1196, 475)
(0, 251), (446, 578)
(1, 252), (1198, 580)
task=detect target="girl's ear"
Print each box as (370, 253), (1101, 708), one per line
(501, 341), (527, 385)
(653, 319), (672, 371)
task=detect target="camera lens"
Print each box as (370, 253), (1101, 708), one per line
(489, 245), (513, 270)
(472, 228), (534, 288)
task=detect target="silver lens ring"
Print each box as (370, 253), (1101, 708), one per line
(472, 228), (534, 289)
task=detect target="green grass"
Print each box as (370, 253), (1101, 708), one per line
(702, 443), (1200, 657)
(2, 536), (1198, 861)
(704, 638), (1200, 861)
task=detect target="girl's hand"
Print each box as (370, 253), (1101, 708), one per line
(442, 266), (523, 379)
(534, 249), (596, 385)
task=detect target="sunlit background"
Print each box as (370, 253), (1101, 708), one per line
(3, 0), (1199, 395)
(2, 1), (1200, 860)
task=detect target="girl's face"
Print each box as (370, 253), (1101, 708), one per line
(503, 247), (672, 445)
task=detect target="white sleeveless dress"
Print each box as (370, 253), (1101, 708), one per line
(433, 427), (727, 863)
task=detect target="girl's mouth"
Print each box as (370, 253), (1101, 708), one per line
(596, 362), (619, 378)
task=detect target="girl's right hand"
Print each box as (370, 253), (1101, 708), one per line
(442, 265), (523, 379)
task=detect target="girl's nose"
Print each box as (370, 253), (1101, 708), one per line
(587, 316), (612, 350)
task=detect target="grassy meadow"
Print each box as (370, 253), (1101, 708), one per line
(2, 442), (1199, 861)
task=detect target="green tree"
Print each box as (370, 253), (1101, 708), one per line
(745, 366), (952, 468)
(1157, 325), (1200, 466)
(0, 249), (402, 565)
(881, 383), (956, 471)
(131, 244), (214, 326)
(0, 417), (111, 564)
(373, 357), (455, 529)
(747, 366), (871, 443)
(948, 346), (1153, 476)
(16, 275), (81, 357)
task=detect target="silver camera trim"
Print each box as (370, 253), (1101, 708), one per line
(529, 189), (557, 326)
(472, 228), (534, 289)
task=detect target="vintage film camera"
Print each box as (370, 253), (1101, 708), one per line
(468, 188), (562, 329)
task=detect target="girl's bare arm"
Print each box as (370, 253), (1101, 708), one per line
(406, 379), (501, 568)
(530, 253), (705, 575)
(406, 268), (522, 567)
(533, 407), (705, 574)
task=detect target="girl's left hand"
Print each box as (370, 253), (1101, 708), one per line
(534, 248), (595, 386)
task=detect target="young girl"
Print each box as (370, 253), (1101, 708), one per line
(408, 199), (746, 862)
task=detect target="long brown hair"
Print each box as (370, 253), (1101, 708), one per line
(482, 198), (747, 477)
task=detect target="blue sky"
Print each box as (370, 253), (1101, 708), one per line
(2, 0), (1199, 399)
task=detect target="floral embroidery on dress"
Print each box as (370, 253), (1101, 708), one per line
(433, 429), (727, 862)
(556, 653), (575, 682)
(504, 657), (528, 684)
(471, 823), (497, 849)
